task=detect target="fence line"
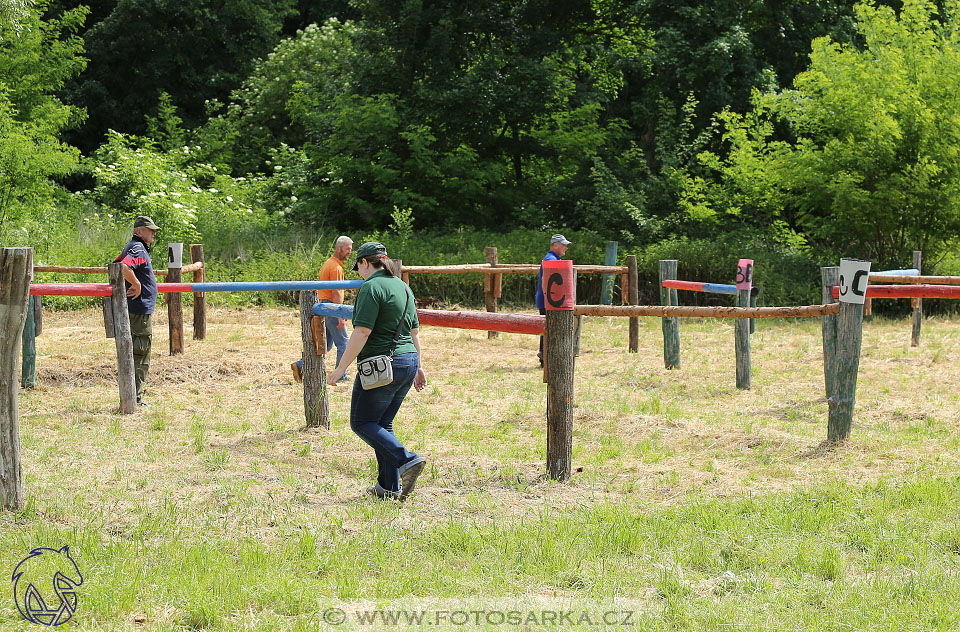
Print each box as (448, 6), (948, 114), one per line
(830, 284), (960, 299)
(574, 303), (838, 318)
(34, 261), (203, 277)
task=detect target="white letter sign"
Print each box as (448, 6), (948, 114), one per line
(838, 258), (871, 304)
(167, 243), (183, 269)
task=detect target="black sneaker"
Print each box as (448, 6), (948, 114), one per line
(366, 483), (401, 500)
(398, 456), (426, 501)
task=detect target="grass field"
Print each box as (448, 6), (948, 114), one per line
(2, 306), (960, 631)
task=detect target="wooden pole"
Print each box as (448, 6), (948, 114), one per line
(627, 255), (639, 353)
(20, 295), (36, 389)
(190, 244), (206, 340)
(103, 298), (115, 338)
(735, 288), (751, 390)
(166, 266), (184, 355)
(827, 259), (870, 443)
(545, 312), (575, 481)
(821, 267), (839, 402)
(911, 250), (922, 347)
(108, 263), (138, 414)
(485, 247), (499, 339)
(33, 295), (41, 337)
(620, 273), (628, 305)
(300, 291), (329, 429)
(1, 247), (31, 510)
(600, 241), (618, 305)
(659, 260), (680, 369)
(749, 291), (757, 334)
(573, 303), (839, 318)
(572, 269), (581, 357)
(310, 316), (326, 355)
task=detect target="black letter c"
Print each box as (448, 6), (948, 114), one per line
(546, 273), (565, 308)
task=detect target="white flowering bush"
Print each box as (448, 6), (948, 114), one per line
(85, 131), (269, 247)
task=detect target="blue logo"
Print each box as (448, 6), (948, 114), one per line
(11, 546), (83, 627)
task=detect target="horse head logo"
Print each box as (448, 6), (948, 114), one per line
(11, 546), (83, 626)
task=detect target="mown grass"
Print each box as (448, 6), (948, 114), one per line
(2, 309), (960, 630)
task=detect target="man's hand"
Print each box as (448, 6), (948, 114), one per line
(121, 263), (141, 298)
(336, 318), (345, 330)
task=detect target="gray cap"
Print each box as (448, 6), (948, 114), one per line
(550, 234), (571, 245)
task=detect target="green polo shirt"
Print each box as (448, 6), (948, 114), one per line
(353, 270), (419, 360)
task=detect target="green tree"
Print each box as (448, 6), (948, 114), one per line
(194, 18), (357, 176)
(0, 1), (86, 244)
(608, 0), (871, 238)
(286, 0), (649, 231)
(695, 0), (960, 265)
(61, 0), (296, 153)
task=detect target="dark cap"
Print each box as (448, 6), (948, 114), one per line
(351, 241), (388, 271)
(134, 215), (160, 230)
(550, 234), (571, 245)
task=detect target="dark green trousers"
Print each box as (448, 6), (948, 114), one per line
(129, 313), (152, 403)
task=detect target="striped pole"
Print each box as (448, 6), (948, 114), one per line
(30, 279), (365, 296)
(313, 303), (546, 336)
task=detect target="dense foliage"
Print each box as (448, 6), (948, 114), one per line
(4, 0), (960, 309)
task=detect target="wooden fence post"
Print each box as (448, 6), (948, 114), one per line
(600, 241), (618, 305)
(103, 297), (115, 338)
(911, 250), (922, 347)
(20, 295), (36, 389)
(167, 243), (184, 355)
(1, 247), (31, 510)
(33, 295), (42, 336)
(827, 259), (870, 443)
(544, 261), (575, 482)
(190, 244), (206, 340)
(659, 260), (680, 369)
(735, 258), (753, 390)
(572, 269), (581, 357)
(301, 291), (329, 429)
(108, 263), (138, 414)
(485, 247), (499, 339)
(821, 266), (839, 402)
(626, 255), (639, 353)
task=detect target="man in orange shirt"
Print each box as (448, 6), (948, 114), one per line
(293, 235), (353, 383)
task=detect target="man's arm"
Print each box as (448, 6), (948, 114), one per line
(121, 264), (141, 299)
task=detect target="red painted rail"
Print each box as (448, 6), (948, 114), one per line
(830, 284), (960, 299)
(30, 283), (195, 296)
(29, 283), (112, 296)
(417, 309), (545, 335)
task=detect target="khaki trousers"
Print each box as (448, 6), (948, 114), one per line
(129, 313), (152, 403)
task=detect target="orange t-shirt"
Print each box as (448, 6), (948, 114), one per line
(316, 256), (345, 301)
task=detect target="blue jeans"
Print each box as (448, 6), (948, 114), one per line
(295, 300), (350, 380)
(350, 352), (420, 492)
(323, 300), (350, 379)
